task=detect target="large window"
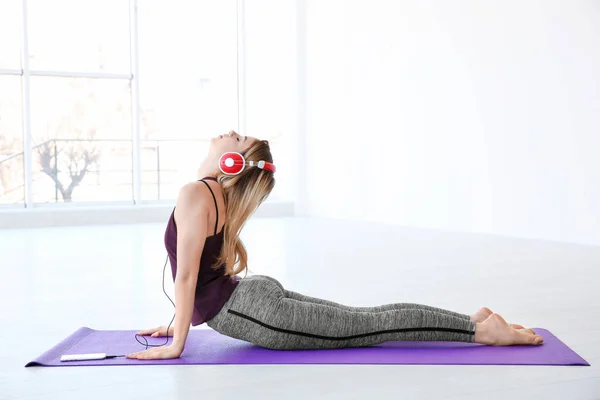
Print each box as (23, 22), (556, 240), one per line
(0, 0), (294, 207)
(137, 0), (238, 200)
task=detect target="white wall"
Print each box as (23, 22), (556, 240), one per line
(300, 0), (600, 246)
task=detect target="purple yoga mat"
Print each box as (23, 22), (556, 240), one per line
(25, 327), (589, 367)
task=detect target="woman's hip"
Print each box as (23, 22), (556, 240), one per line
(206, 275), (284, 332)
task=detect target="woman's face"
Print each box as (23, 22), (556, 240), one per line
(210, 130), (258, 155)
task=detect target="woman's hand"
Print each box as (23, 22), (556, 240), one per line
(126, 344), (183, 360)
(136, 325), (174, 338)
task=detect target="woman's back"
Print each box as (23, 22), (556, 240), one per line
(164, 177), (241, 326)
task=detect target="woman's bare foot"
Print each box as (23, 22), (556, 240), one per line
(470, 307), (493, 323)
(470, 307), (536, 335)
(474, 313), (543, 346)
(509, 324), (536, 335)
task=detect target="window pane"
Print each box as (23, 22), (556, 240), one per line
(30, 77), (132, 203)
(0, 0), (22, 69)
(138, 0), (238, 200)
(141, 140), (208, 201)
(27, 0), (130, 73)
(244, 0), (296, 201)
(0, 76), (24, 204)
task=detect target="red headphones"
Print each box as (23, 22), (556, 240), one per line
(219, 152), (276, 175)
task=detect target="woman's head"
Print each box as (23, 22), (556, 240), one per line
(210, 132), (276, 278)
(209, 130), (258, 157)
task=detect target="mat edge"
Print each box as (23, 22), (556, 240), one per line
(24, 327), (95, 368)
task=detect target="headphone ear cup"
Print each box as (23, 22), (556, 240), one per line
(219, 152), (245, 175)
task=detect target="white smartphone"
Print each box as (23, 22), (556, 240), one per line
(60, 353), (107, 362)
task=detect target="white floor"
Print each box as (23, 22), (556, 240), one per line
(1, 217), (599, 400)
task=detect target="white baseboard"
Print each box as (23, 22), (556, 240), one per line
(0, 201), (295, 229)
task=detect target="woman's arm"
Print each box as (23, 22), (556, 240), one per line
(171, 182), (211, 351)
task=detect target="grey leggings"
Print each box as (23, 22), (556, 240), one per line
(206, 275), (476, 350)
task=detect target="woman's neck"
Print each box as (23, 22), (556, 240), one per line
(196, 157), (219, 180)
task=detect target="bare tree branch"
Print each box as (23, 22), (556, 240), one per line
(38, 139), (100, 201)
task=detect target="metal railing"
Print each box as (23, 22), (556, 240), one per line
(0, 138), (207, 203)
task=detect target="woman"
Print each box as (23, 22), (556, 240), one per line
(127, 131), (543, 360)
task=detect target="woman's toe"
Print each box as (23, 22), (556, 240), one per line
(510, 324), (535, 335)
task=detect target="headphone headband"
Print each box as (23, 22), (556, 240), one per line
(219, 152), (276, 175)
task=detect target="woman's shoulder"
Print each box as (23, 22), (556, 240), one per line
(176, 181), (219, 210)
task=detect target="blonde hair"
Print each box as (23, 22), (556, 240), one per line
(212, 140), (275, 277)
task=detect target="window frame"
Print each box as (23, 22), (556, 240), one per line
(0, 0), (296, 215)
